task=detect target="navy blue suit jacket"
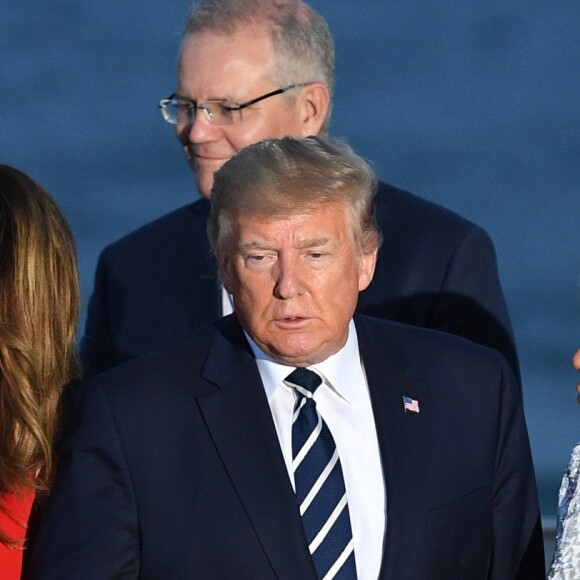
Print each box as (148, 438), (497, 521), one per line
(81, 181), (518, 378)
(29, 315), (542, 579)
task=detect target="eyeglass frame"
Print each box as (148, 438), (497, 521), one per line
(158, 83), (311, 126)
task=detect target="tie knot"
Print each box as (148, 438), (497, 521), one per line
(285, 368), (322, 395)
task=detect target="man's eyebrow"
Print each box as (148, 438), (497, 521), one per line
(238, 241), (275, 252)
(296, 237), (332, 249)
(173, 92), (237, 103)
(237, 238), (334, 252)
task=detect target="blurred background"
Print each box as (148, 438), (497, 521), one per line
(2, 0), (579, 558)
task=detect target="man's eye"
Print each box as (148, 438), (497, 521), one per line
(217, 104), (239, 119)
(245, 254), (273, 266)
(171, 102), (194, 123)
(173, 100), (192, 111)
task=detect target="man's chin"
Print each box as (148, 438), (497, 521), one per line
(193, 174), (213, 199)
(265, 341), (335, 368)
(186, 159), (213, 198)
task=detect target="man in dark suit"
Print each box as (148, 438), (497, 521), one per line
(29, 137), (542, 578)
(81, 0), (518, 380)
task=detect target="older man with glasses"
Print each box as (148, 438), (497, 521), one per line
(81, 0), (520, 396)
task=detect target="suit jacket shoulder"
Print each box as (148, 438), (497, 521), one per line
(363, 181), (517, 375)
(100, 200), (209, 264)
(81, 198), (220, 374)
(375, 181), (478, 236)
(355, 312), (508, 382)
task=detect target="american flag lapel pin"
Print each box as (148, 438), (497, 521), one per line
(403, 396), (420, 414)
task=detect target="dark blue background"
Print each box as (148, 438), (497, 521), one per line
(2, 0), (579, 520)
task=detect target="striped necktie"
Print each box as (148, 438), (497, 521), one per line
(285, 368), (357, 579)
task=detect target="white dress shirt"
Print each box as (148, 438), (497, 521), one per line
(246, 320), (386, 580)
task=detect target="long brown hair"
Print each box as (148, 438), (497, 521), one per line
(0, 165), (80, 546)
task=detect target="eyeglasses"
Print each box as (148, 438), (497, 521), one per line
(159, 83), (309, 127)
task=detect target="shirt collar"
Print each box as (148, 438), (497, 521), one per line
(245, 319), (362, 405)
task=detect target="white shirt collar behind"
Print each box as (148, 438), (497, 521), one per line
(246, 319), (363, 406)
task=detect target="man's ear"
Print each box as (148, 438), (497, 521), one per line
(217, 254), (234, 293)
(358, 246), (378, 292)
(297, 82), (330, 136)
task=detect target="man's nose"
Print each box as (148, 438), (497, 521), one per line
(274, 257), (304, 299)
(178, 112), (222, 144)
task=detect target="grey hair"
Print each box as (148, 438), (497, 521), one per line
(183, 0), (335, 132)
(208, 136), (382, 259)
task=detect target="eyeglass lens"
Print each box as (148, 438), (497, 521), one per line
(162, 100), (242, 126)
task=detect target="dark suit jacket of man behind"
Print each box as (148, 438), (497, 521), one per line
(81, 180), (519, 378)
(29, 315), (542, 579)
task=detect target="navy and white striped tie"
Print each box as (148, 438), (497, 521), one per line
(286, 368), (357, 579)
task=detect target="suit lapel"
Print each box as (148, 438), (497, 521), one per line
(197, 317), (316, 579)
(356, 316), (431, 579)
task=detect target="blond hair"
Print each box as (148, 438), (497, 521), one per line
(208, 136), (381, 259)
(0, 165), (80, 546)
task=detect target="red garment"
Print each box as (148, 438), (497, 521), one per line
(0, 490), (34, 580)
